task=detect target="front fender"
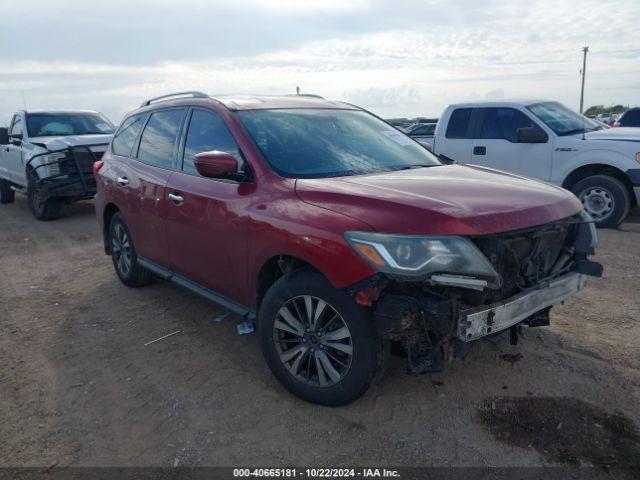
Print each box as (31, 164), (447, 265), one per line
(247, 198), (377, 310)
(552, 148), (637, 186)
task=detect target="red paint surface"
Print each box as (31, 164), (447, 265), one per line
(96, 98), (582, 311)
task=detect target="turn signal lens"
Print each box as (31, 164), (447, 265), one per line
(352, 242), (386, 267)
(636, 152), (640, 164)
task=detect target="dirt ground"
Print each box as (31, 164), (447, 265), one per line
(1, 196), (639, 471)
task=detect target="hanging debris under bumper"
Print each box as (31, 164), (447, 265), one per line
(457, 272), (587, 342)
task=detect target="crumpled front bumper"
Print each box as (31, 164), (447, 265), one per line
(457, 272), (587, 342)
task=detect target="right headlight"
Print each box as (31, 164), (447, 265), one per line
(41, 152), (66, 178)
(345, 231), (500, 287)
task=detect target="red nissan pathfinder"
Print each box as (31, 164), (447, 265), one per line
(95, 92), (602, 406)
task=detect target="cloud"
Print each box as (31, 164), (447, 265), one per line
(0, 0), (639, 123)
(485, 89), (505, 100)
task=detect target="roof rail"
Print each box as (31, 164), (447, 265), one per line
(140, 91), (209, 107)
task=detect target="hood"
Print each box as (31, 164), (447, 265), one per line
(30, 134), (112, 151)
(583, 127), (640, 142)
(295, 164), (582, 236)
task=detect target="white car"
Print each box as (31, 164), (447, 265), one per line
(0, 109), (114, 220)
(423, 100), (640, 227)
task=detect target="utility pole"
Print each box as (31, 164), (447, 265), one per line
(579, 46), (589, 114)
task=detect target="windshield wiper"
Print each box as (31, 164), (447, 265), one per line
(559, 128), (586, 136)
(392, 164), (436, 171)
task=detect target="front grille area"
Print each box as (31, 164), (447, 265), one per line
(470, 218), (579, 304)
(60, 148), (105, 175)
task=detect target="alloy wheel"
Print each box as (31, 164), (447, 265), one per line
(273, 295), (353, 387)
(111, 223), (132, 277)
(579, 187), (614, 222)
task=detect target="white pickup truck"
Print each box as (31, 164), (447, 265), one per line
(0, 110), (114, 220)
(421, 100), (640, 228)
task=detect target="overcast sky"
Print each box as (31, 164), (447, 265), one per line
(1, 0), (638, 124)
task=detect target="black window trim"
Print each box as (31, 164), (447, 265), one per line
(132, 106), (188, 171)
(176, 106), (252, 184)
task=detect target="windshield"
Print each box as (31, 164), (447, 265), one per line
(236, 109), (440, 178)
(26, 113), (115, 137)
(527, 102), (601, 136)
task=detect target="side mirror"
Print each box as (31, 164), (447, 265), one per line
(0, 128), (8, 145)
(193, 151), (239, 179)
(517, 126), (548, 143)
(9, 133), (23, 146)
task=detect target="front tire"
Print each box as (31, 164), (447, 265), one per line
(258, 270), (380, 406)
(572, 175), (630, 229)
(0, 179), (15, 204)
(109, 212), (153, 287)
(27, 172), (61, 220)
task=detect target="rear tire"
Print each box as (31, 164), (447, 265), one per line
(109, 212), (153, 287)
(258, 270), (380, 406)
(27, 172), (61, 220)
(572, 175), (629, 228)
(0, 179), (15, 204)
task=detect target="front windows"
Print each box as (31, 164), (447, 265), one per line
(182, 109), (242, 175)
(478, 107), (543, 143)
(9, 115), (22, 137)
(26, 112), (114, 137)
(528, 102), (601, 136)
(236, 109), (440, 179)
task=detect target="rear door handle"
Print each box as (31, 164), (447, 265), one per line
(168, 193), (184, 204)
(116, 176), (129, 186)
(473, 146), (486, 155)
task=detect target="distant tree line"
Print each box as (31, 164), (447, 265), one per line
(584, 104), (628, 116)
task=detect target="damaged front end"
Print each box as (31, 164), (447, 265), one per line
(345, 213), (602, 374)
(27, 144), (108, 202)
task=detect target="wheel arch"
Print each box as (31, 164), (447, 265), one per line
(102, 203), (120, 254)
(562, 163), (637, 207)
(256, 255), (324, 311)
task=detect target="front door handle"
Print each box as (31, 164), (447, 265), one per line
(116, 176), (129, 186)
(473, 146), (486, 155)
(168, 193), (184, 204)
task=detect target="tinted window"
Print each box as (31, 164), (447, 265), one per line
(137, 109), (186, 168)
(182, 109), (241, 175)
(237, 109), (440, 179)
(621, 109), (640, 127)
(111, 114), (145, 156)
(9, 116), (22, 136)
(478, 108), (539, 142)
(445, 109), (472, 139)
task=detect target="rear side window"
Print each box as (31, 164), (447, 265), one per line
(182, 109), (241, 175)
(445, 109), (472, 139)
(621, 109), (640, 127)
(112, 113), (145, 156)
(137, 108), (186, 168)
(478, 108), (539, 142)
